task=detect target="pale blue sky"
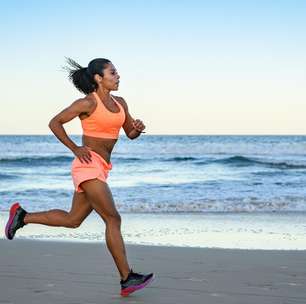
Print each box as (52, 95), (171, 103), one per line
(1, 0), (305, 135)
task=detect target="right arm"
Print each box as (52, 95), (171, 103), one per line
(48, 98), (93, 163)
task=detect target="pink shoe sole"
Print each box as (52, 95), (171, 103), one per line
(120, 274), (155, 297)
(5, 202), (21, 240)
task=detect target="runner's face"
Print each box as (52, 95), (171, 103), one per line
(99, 63), (120, 91)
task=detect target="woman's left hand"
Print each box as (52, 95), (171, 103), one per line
(132, 119), (146, 133)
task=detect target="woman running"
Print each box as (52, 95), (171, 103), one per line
(5, 57), (154, 297)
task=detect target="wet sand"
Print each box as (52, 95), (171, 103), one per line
(0, 238), (305, 304)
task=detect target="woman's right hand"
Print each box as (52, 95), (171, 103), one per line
(73, 145), (93, 164)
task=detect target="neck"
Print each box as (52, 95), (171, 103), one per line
(95, 88), (111, 101)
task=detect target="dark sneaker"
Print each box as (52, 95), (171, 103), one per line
(120, 268), (154, 297)
(5, 202), (28, 240)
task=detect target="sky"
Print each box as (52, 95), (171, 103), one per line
(1, 0), (305, 135)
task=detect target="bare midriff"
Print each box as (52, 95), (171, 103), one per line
(82, 135), (118, 165)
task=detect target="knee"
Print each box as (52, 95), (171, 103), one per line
(66, 218), (82, 228)
(105, 213), (121, 226)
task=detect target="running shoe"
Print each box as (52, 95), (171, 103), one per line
(5, 202), (28, 240)
(120, 268), (154, 297)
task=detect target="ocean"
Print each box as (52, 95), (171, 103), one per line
(0, 135), (305, 250)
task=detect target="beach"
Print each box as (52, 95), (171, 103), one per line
(2, 0), (306, 301)
(1, 135), (306, 251)
(1, 238), (305, 304)
(1, 135), (306, 303)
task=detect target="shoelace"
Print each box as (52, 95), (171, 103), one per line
(129, 269), (145, 279)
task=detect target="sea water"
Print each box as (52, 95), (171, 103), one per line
(0, 135), (305, 250)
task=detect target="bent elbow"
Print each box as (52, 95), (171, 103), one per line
(48, 120), (54, 128)
(48, 118), (58, 129)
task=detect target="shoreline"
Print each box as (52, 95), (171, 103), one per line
(2, 211), (305, 250)
(2, 236), (306, 252)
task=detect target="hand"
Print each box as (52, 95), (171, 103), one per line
(132, 119), (146, 133)
(73, 145), (93, 164)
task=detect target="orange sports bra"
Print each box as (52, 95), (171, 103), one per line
(80, 92), (126, 139)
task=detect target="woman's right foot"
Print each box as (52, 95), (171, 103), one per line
(5, 202), (28, 240)
(120, 268), (155, 297)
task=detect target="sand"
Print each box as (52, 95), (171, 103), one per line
(0, 239), (305, 304)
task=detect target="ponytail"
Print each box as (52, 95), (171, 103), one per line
(62, 57), (111, 95)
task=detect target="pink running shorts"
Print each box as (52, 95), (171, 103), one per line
(71, 150), (112, 193)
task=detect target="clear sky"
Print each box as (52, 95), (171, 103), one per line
(1, 0), (305, 135)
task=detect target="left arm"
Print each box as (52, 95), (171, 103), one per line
(117, 97), (146, 140)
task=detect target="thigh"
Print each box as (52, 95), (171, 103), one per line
(80, 178), (120, 222)
(68, 191), (93, 223)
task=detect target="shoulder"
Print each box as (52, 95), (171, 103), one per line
(73, 95), (95, 106)
(71, 95), (96, 113)
(111, 95), (128, 111)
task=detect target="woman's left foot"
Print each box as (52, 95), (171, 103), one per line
(5, 202), (28, 240)
(120, 268), (154, 297)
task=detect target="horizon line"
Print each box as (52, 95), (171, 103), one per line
(0, 134), (305, 136)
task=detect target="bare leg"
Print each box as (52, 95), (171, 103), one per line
(80, 178), (131, 281)
(23, 191), (93, 228)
